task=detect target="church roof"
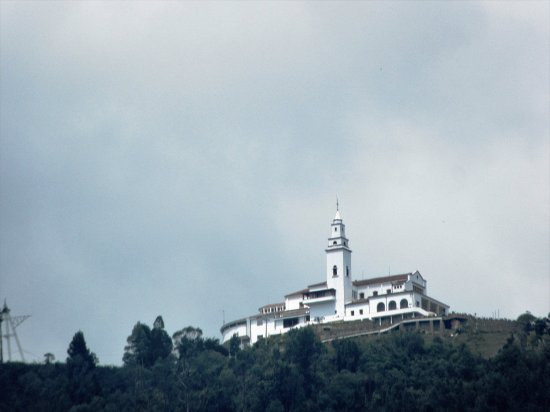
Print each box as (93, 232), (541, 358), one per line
(259, 302), (285, 309)
(285, 279), (331, 296)
(273, 307), (310, 319)
(353, 273), (410, 287)
(285, 288), (309, 297)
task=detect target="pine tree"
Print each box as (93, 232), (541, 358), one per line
(66, 331), (99, 405)
(67, 330), (97, 368)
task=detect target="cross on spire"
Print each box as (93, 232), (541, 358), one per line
(334, 197), (342, 221)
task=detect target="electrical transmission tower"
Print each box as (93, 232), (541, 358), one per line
(0, 301), (30, 363)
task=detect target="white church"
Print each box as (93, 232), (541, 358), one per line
(221, 208), (449, 345)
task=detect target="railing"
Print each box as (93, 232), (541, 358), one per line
(303, 290), (336, 300)
(320, 315), (443, 342)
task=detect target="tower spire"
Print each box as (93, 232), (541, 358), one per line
(334, 196), (341, 221)
(325, 203), (352, 318)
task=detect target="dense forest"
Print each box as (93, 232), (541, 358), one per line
(1, 313), (548, 412)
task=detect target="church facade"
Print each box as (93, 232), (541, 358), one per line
(221, 209), (449, 345)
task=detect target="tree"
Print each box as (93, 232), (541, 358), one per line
(173, 326), (203, 343)
(229, 334), (241, 358)
(172, 327), (204, 412)
(324, 370), (368, 411)
(533, 318), (548, 336)
(172, 326), (203, 359)
(284, 327), (323, 371)
(124, 317), (173, 368)
(66, 331), (99, 406)
(44, 352), (55, 364)
(517, 312), (536, 333)
(153, 315), (165, 329)
(203, 337), (229, 356)
(123, 322), (152, 367)
(333, 339), (361, 372)
(67, 331), (97, 368)
(4, 321), (550, 412)
(283, 327), (324, 401)
(150, 316), (173, 363)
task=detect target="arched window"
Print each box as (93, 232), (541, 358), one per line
(377, 302), (385, 312)
(400, 299), (408, 309)
(388, 301), (397, 311)
(346, 266), (349, 277)
(333, 265), (337, 276)
(333, 241), (337, 245)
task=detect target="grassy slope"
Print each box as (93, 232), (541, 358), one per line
(312, 316), (521, 358)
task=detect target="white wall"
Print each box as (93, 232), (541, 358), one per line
(326, 249), (352, 317)
(285, 294), (302, 310)
(356, 281), (394, 298)
(221, 322), (247, 343)
(308, 301), (336, 322)
(346, 303), (369, 319)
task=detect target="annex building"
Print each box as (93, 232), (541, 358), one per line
(221, 208), (449, 345)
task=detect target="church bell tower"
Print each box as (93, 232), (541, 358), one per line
(325, 203), (352, 317)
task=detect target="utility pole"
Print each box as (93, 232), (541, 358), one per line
(0, 301), (30, 363)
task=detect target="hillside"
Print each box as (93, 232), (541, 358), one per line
(312, 314), (522, 358)
(0, 313), (548, 411)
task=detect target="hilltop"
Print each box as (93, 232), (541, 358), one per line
(312, 313), (523, 359)
(0, 312), (548, 411)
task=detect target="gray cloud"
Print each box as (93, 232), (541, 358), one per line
(1, 1), (548, 364)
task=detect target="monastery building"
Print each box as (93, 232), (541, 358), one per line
(221, 208), (449, 344)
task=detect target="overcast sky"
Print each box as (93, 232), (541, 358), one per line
(1, 1), (548, 365)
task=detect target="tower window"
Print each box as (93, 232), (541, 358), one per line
(346, 266), (349, 277)
(333, 241), (337, 245)
(332, 265), (337, 277)
(334, 227), (337, 232)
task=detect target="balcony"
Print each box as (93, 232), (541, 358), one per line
(303, 289), (336, 304)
